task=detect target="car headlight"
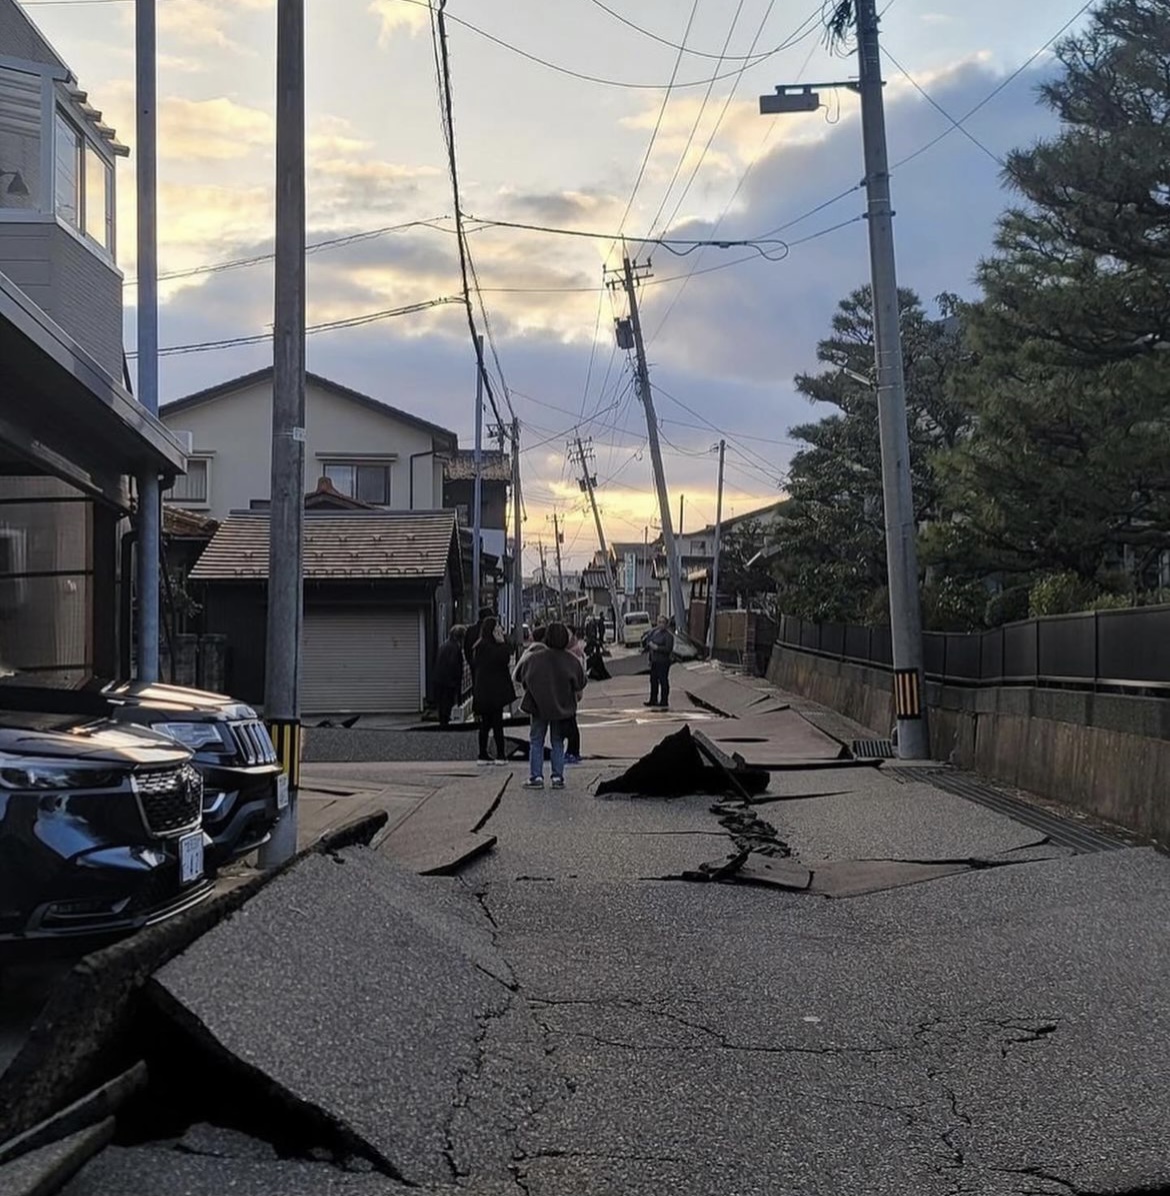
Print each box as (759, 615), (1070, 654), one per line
(155, 722), (229, 752)
(0, 762), (126, 790)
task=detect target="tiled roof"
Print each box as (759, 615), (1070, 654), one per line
(163, 506), (218, 538)
(581, 569), (611, 588)
(191, 511), (458, 582)
(444, 449), (512, 483)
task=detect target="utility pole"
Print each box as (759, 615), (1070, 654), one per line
(259, 0), (306, 866)
(707, 440), (726, 657)
(134, 0), (160, 684)
(537, 538), (548, 621)
(511, 417), (523, 651)
(572, 436), (620, 621)
(611, 257), (687, 630)
(679, 494), (684, 537)
(642, 526), (649, 612)
(471, 334), (484, 618)
(552, 512), (566, 622)
(758, 0), (928, 758)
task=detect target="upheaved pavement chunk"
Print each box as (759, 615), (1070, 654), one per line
(151, 847), (514, 1185)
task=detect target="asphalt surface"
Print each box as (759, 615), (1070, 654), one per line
(58, 669), (1170, 1194)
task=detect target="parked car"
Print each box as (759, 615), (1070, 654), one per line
(623, 611), (652, 647)
(0, 680), (282, 872)
(0, 713), (212, 953)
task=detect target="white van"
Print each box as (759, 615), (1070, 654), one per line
(622, 611), (652, 647)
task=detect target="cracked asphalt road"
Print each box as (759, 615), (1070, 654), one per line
(450, 693), (1170, 1195)
(56, 674), (1170, 1196)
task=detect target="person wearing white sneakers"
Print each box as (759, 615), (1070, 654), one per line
(514, 621), (586, 790)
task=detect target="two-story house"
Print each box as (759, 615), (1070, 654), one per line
(0, 0), (184, 683)
(160, 369), (497, 714)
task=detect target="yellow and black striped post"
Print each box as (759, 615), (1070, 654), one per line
(267, 718), (302, 789)
(893, 669), (923, 721)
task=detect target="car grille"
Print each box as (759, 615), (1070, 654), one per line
(133, 765), (202, 837)
(229, 719), (279, 766)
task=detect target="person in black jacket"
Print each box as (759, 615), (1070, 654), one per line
(465, 606), (495, 673)
(472, 616), (515, 764)
(434, 625), (466, 727)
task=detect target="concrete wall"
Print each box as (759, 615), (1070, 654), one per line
(161, 378), (447, 520)
(767, 644), (1170, 844)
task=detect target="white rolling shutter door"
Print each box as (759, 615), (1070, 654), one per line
(301, 608), (421, 714)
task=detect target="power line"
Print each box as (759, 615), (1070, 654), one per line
(615, 0), (700, 242)
(584, 0), (785, 62)
(881, 46), (1004, 167)
(431, 0), (506, 435)
(892, 0), (1096, 171)
(645, 0), (748, 241)
(123, 218), (452, 287)
(126, 295), (461, 359)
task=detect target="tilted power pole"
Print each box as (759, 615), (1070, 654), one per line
(758, 0), (928, 758)
(552, 512), (566, 622)
(260, 0), (306, 865)
(471, 334), (484, 617)
(612, 257), (687, 630)
(707, 440), (725, 657)
(573, 436), (620, 621)
(511, 417), (523, 651)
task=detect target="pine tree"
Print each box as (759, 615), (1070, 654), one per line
(771, 286), (968, 623)
(933, 0), (1170, 594)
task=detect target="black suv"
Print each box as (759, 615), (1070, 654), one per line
(0, 714), (212, 949)
(0, 680), (282, 872)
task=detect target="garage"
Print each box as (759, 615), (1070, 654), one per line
(301, 607), (423, 715)
(192, 509), (463, 713)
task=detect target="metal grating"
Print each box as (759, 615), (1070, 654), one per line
(133, 765), (203, 837)
(884, 767), (1130, 854)
(851, 738), (897, 760)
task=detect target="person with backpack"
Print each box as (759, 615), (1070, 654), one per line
(513, 621), (586, 790)
(644, 615), (675, 709)
(472, 616), (515, 764)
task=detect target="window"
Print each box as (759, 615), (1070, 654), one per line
(54, 111), (114, 251)
(84, 143), (112, 250)
(166, 459), (210, 505)
(0, 67), (43, 211)
(54, 112), (80, 226)
(323, 462), (391, 505)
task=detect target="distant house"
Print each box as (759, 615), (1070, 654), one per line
(190, 508), (463, 715)
(159, 368), (459, 521)
(443, 448), (514, 622)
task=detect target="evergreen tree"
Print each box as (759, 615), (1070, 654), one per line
(771, 287), (969, 623)
(932, 0), (1170, 594)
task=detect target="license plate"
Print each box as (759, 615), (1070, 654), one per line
(276, 773), (290, 810)
(179, 831), (204, 885)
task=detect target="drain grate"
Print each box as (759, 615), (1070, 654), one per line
(884, 767), (1130, 854)
(851, 738), (897, 760)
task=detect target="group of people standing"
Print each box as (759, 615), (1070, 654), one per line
(433, 608), (587, 789)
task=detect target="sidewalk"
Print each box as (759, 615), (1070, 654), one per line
(53, 663), (1170, 1196)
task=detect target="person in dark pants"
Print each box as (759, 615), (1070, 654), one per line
(434, 625), (466, 727)
(472, 616), (515, 764)
(644, 615), (675, 709)
(514, 621), (586, 790)
(562, 630), (586, 762)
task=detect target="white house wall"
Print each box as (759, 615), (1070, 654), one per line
(161, 377), (446, 519)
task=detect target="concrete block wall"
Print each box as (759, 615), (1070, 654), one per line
(768, 645), (1170, 844)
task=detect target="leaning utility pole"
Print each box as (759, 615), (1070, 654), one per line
(612, 257), (687, 629)
(552, 512), (566, 622)
(134, 0), (160, 684)
(260, 0), (306, 865)
(706, 440), (725, 657)
(573, 436), (620, 619)
(471, 334), (484, 617)
(854, 0), (928, 758)
(537, 538), (549, 621)
(510, 417), (523, 650)
(758, 0), (927, 758)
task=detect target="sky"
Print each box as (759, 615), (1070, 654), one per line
(19, 0), (1092, 569)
